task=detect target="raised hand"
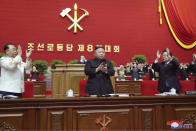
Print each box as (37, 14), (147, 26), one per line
(17, 45), (22, 56)
(166, 48), (171, 59)
(26, 50), (32, 59)
(156, 50), (161, 59)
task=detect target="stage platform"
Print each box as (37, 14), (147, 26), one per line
(0, 95), (196, 130)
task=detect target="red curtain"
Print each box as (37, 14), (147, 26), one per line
(162, 0), (196, 49)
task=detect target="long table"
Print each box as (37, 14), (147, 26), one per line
(0, 95), (196, 130)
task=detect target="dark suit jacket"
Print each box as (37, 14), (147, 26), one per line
(152, 59), (181, 93)
(30, 71), (40, 81)
(187, 62), (196, 90)
(188, 62), (196, 76)
(143, 65), (149, 73)
(179, 68), (189, 80)
(149, 69), (156, 80)
(131, 68), (140, 80)
(84, 58), (114, 95)
(138, 68), (145, 77)
(124, 67), (132, 76)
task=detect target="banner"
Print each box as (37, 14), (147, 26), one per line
(0, 0), (195, 65)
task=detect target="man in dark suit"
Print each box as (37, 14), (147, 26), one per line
(179, 63), (189, 80)
(188, 53), (196, 89)
(84, 46), (114, 96)
(131, 62), (140, 80)
(152, 48), (181, 93)
(143, 63), (149, 74)
(188, 53), (196, 76)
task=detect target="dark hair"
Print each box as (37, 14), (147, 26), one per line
(163, 49), (172, 56)
(95, 46), (104, 50)
(3, 44), (13, 52)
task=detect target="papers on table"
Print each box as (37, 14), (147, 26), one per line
(89, 94), (130, 97)
(3, 95), (19, 99)
(109, 94), (129, 97)
(155, 92), (178, 96)
(117, 94), (129, 97)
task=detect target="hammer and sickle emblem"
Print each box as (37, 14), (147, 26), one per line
(60, 3), (89, 34)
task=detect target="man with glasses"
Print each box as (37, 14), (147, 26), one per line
(0, 44), (32, 98)
(152, 48), (181, 94)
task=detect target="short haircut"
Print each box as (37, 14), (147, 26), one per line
(3, 43), (13, 52)
(95, 46), (104, 50)
(163, 49), (172, 56)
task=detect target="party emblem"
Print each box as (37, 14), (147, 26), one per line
(60, 3), (89, 34)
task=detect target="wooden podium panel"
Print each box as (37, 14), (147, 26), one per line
(0, 108), (36, 130)
(164, 105), (196, 130)
(51, 64), (87, 96)
(46, 109), (68, 130)
(1, 96), (196, 130)
(33, 81), (46, 97)
(73, 108), (130, 130)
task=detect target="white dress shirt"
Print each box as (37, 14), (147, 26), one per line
(0, 55), (31, 93)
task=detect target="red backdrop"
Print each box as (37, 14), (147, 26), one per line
(0, 0), (195, 65)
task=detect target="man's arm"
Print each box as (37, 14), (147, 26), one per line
(24, 58), (32, 70)
(152, 50), (161, 72)
(23, 50), (32, 70)
(84, 60), (97, 76)
(1, 55), (22, 70)
(105, 61), (115, 76)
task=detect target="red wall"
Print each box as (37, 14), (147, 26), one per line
(0, 0), (195, 65)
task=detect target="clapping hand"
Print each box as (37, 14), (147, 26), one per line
(17, 45), (22, 57)
(96, 62), (108, 73)
(156, 50), (161, 60)
(101, 64), (108, 73)
(26, 50), (32, 59)
(96, 62), (104, 72)
(166, 48), (171, 59)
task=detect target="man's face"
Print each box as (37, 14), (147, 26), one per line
(133, 63), (137, 68)
(162, 52), (169, 62)
(130, 63), (133, 67)
(193, 54), (196, 62)
(81, 56), (85, 60)
(6, 45), (17, 58)
(120, 65), (124, 70)
(95, 48), (105, 59)
(32, 66), (36, 71)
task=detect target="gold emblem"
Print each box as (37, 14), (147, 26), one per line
(96, 114), (112, 131)
(60, 3), (89, 34)
(0, 121), (16, 131)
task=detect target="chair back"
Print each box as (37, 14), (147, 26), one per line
(79, 80), (87, 96)
(141, 80), (159, 96)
